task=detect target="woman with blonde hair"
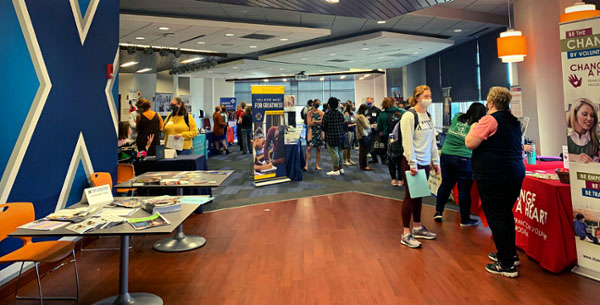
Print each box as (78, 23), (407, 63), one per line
(466, 86), (525, 278)
(567, 98), (598, 163)
(400, 85), (440, 249)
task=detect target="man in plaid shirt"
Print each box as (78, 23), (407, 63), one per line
(322, 97), (347, 176)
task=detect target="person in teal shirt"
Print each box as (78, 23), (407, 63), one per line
(434, 103), (486, 226)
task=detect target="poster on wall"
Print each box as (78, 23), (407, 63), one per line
(442, 87), (452, 127)
(155, 92), (173, 116)
(560, 16), (600, 281)
(284, 95), (296, 111)
(122, 89), (141, 121)
(510, 86), (524, 118)
(251, 86), (290, 187)
(180, 95), (192, 116)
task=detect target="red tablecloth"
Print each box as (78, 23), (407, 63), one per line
(525, 160), (564, 172)
(513, 176), (576, 273)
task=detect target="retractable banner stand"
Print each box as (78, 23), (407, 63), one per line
(251, 86), (290, 186)
(560, 16), (600, 281)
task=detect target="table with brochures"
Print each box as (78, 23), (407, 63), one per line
(9, 198), (206, 305)
(114, 170), (233, 252)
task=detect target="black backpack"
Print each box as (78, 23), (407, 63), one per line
(164, 113), (190, 128)
(388, 109), (432, 158)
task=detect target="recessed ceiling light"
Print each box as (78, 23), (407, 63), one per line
(135, 36), (145, 40)
(181, 57), (202, 64)
(279, 68), (284, 71)
(249, 45), (257, 48)
(136, 68), (151, 73)
(225, 33), (235, 37)
(280, 38), (289, 41)
(364, 74), (371, 78)
(377, 20), (386, 24)
(319, 77), (325, 81)
(330, 53), (336, 56)
(232, 67), (238, 69)
(319, 70), (324, 72)
(362, 47), (369, 51)
(158, 27), (170, 31)
(301, 58), (307, 60)
(340, 75), (346, 79)
(197, 41), (206, 45)
(350, 61), (355, 63)
(120, 61), (138, 68)
(325, 0), (339, 3)
(413, 51), (420, 55)
(208, 71), (213, 73)
(263, 79), (269, 82)
(379, 56), (385, 59)
(454, 29), (463, 33)
(282, 78), (288, 82)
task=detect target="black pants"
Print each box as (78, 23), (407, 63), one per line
(435, 154), (473, 221)
(388, 155), (403, 180)
(359, 138), (369, 169)
(372, 135), (388, 163)
(478, 177), (524, 267)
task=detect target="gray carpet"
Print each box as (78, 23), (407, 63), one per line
(204, 144), (459, 214)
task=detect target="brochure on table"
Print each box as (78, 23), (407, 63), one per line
(560, 16), (600, 281)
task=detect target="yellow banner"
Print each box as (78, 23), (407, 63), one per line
(265, 110), (284, 115)
(254, 173), (276, 180)
(251, 85), (285, 94)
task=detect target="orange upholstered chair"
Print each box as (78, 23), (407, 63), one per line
(90, 172), (112, 189)
(116, 164), (136, 196)
(0, 202), (79, 304)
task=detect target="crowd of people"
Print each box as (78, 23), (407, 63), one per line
(301, 85), (526, 278)
(119, 85), (527, 278)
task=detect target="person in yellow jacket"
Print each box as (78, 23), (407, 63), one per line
(163, 97), (198, 155)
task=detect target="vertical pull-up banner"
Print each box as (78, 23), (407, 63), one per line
(251, 86), (290, 186)
(560, 16), (600, 281)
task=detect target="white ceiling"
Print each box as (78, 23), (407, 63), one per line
(260, 31), (454, 70)
(188, 59), (343, 79)
(120, 14), (331, 55)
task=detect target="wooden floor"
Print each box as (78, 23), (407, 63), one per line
(2, 192), (598, 305)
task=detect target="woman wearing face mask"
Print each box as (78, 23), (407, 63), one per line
(135, 98), (163, 156)
(399, 85), (440, 249)
(343, 101), (356, 166)
(163, 97), (198, 155)
(304, 99), (324, 171)
(466, 86), (525, 278)
(567, 98), (599, 163)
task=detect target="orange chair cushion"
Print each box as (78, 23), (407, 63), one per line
(0, 241), (74, 264)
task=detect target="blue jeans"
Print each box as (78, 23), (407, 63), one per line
(326, 144), (343, 169)
(241, 128), (252, 153)
(435, 154), (473, 221)
(178, 149), (193, 155)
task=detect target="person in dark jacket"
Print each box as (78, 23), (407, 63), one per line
(240, 106), (253, 154)
(377, 97), (405, 186)
(365, 97), (382, 163)
(135, 98), (163, 156)
(574, 213), (599, 244)
(466, 86), (525, 278)
(322, 97), (347, 176)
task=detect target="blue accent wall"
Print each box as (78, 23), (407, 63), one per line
(0, 0), (119, 271)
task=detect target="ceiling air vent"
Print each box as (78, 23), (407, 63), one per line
(179, 34), (206, 44)
(327, 59), (349, 63)
(240, 34), (276, 40)
(388, 53), (410, 57)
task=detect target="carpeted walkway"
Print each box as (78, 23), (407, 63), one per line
(204, 144), (458, 214)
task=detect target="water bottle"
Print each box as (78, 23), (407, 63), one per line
(527, 142), (536, 165)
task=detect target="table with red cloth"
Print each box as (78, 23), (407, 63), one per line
(450, 159), (576, 273)
(512, 175), (576, 273)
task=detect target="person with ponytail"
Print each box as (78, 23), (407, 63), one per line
(434, 103), (486, 226)
(399, 85), (440, 249)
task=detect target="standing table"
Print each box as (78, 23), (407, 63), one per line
(10, 201), (202, 305)
(115, 170), (233, 252)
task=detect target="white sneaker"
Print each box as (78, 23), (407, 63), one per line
(343, 161), (351, 166)
(349, 160), (356, 165)
(339, 169), (345, 175)
(326, 170), (340, 176)
(401, 233), (422, 248)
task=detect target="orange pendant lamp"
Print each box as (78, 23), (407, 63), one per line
(497, 0), (528, 63)
(561, 2), (600, 23)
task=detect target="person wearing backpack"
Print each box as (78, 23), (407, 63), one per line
(379, 97), (406, 186)
(400, 85), (440, 249)
(163, 97), (198, 155)
(434, 103), (486, 226)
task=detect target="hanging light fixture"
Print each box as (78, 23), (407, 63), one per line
(561, 2), (600, 23)
(497, 0), (527, 63)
